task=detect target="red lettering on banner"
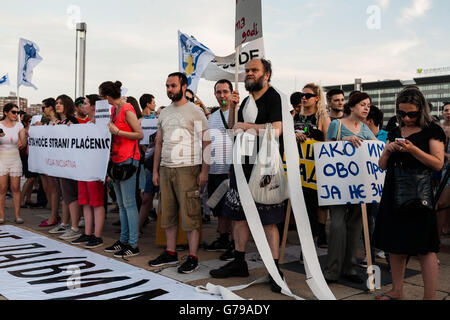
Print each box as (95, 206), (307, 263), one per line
(241, 23), (259, 44)
(45, 158), (77, 169)
(235, 17), (246, 31)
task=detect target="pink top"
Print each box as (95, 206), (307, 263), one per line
(110, 103), (140, 164)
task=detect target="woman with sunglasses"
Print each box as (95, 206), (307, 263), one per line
(374, 89), (446, 300)
(38, 98), (61, 228)
(294, 83), (331, 247)
(0, 104), (27, 224)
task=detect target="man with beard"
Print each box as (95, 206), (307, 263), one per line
(326, 89), (345, 121)
(209, 59), (286, 294)
(148, 72), (211, 274)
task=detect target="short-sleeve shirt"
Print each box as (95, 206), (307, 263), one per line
(208, 109), (233, 175)
(326, 119), (374, 141)
(238, 87), (283, 179)
(158, 102), (210, 168)
(0, 121), (24, 152)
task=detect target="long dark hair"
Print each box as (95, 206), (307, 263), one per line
(1, 103), (19, 121)
(396, 88), (432, 129)
(127, 96), (143, 119)
(56, 95), (75, 120)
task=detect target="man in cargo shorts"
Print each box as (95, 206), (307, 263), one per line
(148, 72), (211, 274)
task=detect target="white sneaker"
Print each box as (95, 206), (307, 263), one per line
(376, 251), (386, 259)
(59, 228), (81, 241)
(78, 218), (85, 228)
(49, 224), (70, 234)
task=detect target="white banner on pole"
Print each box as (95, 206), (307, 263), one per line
(235, 0), (263, 48)
(314, 141), (386, 206)
(28, 124), (111, 182)
(140, 118), (158, 145)
(0, 226), (219, 300)
(202, 38), (265, 82)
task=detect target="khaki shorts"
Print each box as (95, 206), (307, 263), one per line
(159, 166), (202, 231)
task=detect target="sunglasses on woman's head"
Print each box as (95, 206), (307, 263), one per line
(397, 110), (420, 119)
(301, 93), (318, 100)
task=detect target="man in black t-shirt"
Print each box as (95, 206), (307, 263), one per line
(210, 59), (286, 294)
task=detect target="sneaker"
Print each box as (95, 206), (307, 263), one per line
(205, 239), (229, 252)
(358, 258), (368, 268)
(376, 251), (386, 259)
(114, 245), (140, 258)
(148, 251), (179, 267)
(104, 240), (126, 253)
(78, 218), (85, 228)
(59, 228), (81, 241)
(71, 234), (92, 245)
(269, 271), (285, 293)
(49, 223), (69, 234)
(210, 259), (249, 279)
(220, 247), (235, 261)
(85, 237), (104, 249)
(178, 256), (199, 274)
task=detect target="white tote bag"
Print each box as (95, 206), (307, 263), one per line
(248, 123), (289, 205)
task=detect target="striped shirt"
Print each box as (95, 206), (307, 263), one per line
(208, 109), (233, 174)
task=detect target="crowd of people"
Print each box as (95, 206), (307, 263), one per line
(0, 58), (449, 300)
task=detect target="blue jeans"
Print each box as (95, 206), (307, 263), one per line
(112, 159), (139, 247)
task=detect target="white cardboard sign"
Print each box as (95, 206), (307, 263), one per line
(140, 118), (158, 145)
(313, 141), (386, 206)
(235, 0), (263, 48)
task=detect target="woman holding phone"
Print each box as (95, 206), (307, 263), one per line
(374, 88), (446, 300)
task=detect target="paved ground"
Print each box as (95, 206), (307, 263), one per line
(1, 196), (449, 301)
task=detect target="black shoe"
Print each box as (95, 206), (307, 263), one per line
(71, 234), (92, 245)
(114, 244), (140, 258)
(341, 274), (364, 284)
(269, 271), (285, 293)
(148, 251), (179, 267)
(104, 240), (126, 253)
(178, 256), (199, 274)
(84, 237), (103, 249)
(149, 209), (157, 221)
(219, 246), (235, 261)
(205, 239), (229, 252)
(210, 260), (249, 279)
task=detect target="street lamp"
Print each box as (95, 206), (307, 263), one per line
(75, 22), (87, 99)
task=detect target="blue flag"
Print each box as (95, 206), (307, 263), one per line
(0, 74), (10, 86)
(17, 38), (43, 90)
(178, 31), (215, 94)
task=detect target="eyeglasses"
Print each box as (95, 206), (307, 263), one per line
(10, 111), (19, 115)
(301, 93), (318, 100)
(397, 110), (420, 119)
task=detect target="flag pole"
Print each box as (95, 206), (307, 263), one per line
(234, 45), (241, 124)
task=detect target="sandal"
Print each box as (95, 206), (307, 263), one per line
(375, 293), (401, 300)
(15, 218), (24, 224)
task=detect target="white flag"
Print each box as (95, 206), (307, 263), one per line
(202, 38), (265, 82)
(178, 31), (215, 94)
(17, 38), (43, 90)
(0, 74), (10, 86)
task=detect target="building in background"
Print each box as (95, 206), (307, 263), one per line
(0, 92), (28, 114)
(27, 104), (42, 116)
(324, 75), (450, 124)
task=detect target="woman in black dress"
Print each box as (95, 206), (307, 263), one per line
(374, 88), (446, 300)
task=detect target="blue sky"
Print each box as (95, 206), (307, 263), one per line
(1, 0), (449, 107)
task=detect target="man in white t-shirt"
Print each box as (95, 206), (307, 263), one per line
(149, 72), (211, 274)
